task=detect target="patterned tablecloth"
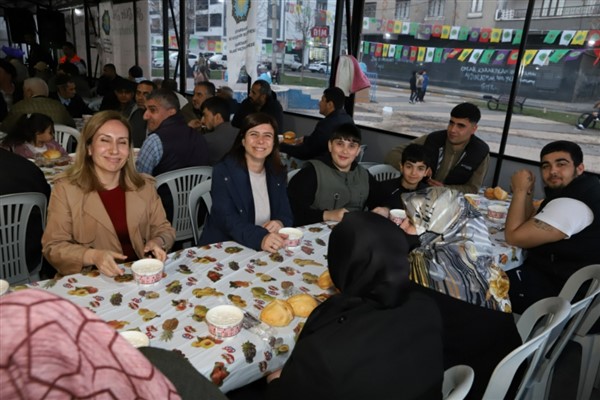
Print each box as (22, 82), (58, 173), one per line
(24, 215), (523, 392)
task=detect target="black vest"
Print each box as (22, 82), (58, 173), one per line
(424, 130), (489, 185)
(153, 114), (209, 176)
(527, 173), (600, 281)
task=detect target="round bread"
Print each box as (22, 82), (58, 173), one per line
(287, 293), (318, 318)
(317, 270), (334, 290)
(282, 131), (296, 144)
(260, 299), (294, 327)
(484, 187), (495, 200)
(493, 186), (509, 201)
(43, 149), (62, 159)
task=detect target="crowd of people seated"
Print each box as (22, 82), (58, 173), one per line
(1, 44), (598, 400)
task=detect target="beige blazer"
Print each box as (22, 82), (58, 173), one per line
(42, 176), (175, 275)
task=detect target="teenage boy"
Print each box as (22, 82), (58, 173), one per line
(380, 143), (432, 209)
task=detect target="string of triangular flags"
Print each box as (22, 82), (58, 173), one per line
(363, 18), (600, 47)
(361, 41), (597, 66)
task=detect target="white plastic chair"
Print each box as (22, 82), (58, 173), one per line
(53, 124), (81, 152)
(187, 179), (213, 246)
(0, 192), (47, 284)
(367, 163), (402, 182)
(481, 297), (571, 400)
(356, 144), (368, 163)
(442, 365), (475, 400)
(155, 166), (212, 243)
(287, 168), (301, 183)
(525, 264), (600, 400)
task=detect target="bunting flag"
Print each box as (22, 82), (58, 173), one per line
(450, 26), (460, 40)
(425, 47), (435, 62)
(490, 28), (502, 43)
(434, 48), (444, 63)
(501, 29), (513, 42)
(480, 49), (495, 64)
(522, 49), (538, 66)
(441, 25), (451, 39)
(492, 50), (510, 65)
(507, 49), (520, 65)
(417, 46), (426, 62)
(479, 28), (491, 43)
(395, 45), (403, 60)
(593, 49), (600, 66)
(418, 24), (432, 40)
(512, 29), (522, 44)
(387, 20), (395, 33)
(215, 41), (222, 53)
(543, 30), (561, 44)
(401, 46), (411, 61)
(375, 43), (383, 57)
(571, 30), (588, 45)
(402, 22), (411, 34)
(564, 49), (584, 61)
(409, 22), (420, 36)
(458, 26), (470, 41)
(363, 41), (370, 55)
(442, 48), (454, 61)
(376, 19), (383, 31)
(370, 42), (376, 55)
(559, 30), (575, 46)
(532, 50), (551, 66)
(469, 28), (480, 42)
(458, 48), (473, 62)
(382, 43), (390, 57)
(394, 20), (402, 33)
(363, 17), (369, 30)
(447, 48), (463, 59)
(388, 44), (396, 58)
(432, 24), (443, 37)
(409, 46), (418, 62)
(548, 49), (569, 63)
(588, 30), (600, 45)
(469, 49), (484, 63)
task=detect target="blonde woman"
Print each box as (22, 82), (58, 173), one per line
(42, 110), (175, 277)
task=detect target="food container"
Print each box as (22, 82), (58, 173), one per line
(389, 209), (406, 225)
(487, 204), (508, 220)
(120, 330), (150, 347)
(278, 227), (303, 249)
(131, 258), (164, 285)
(205, 305), (244, 339)
(0, 279), (9, 296)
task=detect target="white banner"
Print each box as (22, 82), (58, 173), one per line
(226, 0), (259, 86)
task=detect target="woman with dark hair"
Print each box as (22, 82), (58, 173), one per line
(267, 212), (444, 400)
(42, 110), (175, 277)
(1, 113), (68, 159)
(199, 112), (293, 252)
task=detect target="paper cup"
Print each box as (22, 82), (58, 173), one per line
(131, 258), (164, 285)
(206, 305), (244, 339)
(120, 331), (150, 347)
(487, 204), (508, 220)
(279, 227), (303, 249)
(0, 279), (9, 296)
(389, 209), (406, 225)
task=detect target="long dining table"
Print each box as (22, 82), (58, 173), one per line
(20, 207), (524, 393)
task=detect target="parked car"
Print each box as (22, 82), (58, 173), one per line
(209, 54), (228, 70)
(169, 52), (198, 68)
(308, 62), (330, 74)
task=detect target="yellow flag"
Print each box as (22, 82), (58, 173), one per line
(457, 48), (473, 62)
(417, 46), (426, 62)
(571, 30), (589, 45)
(522, 49), (538, 66)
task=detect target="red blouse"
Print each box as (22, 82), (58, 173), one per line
(98, 186), (137, 261)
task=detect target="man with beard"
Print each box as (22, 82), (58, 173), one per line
(181, 81), (215, 131)
(506, 140), (600, 319)
(231, 79), (283, 134)
(129, 80), (156, 147)
(200, 96), (237, 165)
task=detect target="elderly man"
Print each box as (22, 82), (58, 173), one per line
(279, 87), (354, 160)
(128, 80), (157, 147)
(1, 77), (75, 132)
(505, 140), (600, 316)
(136, 88), (209, 176)
(181, 81), (215, 130)
(200, 96), (237, 165)
(385, 102), (489, 194)
(231, 79), (283, 133)
(50, 74), (92, 118)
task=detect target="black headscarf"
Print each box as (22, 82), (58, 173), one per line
(327, 212), (411, 309)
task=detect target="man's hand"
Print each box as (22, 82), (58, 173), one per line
(511, 169), (535, 195)
(188, 119), (203, 130)
(323, 208), (349, 222)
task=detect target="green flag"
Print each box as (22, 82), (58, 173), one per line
(480, 49), (495, 64)
(548, 49), (569, 63)
(458, 26), (470, 41)
(512, 29), (523, 45)
(543, 30), (561, 44)
(434, 48), (444, 63)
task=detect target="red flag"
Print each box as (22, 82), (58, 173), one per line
(432, 24), (443, 37)
(446, 48), (462, 59)
(409, 46), (418, 62)
(507, 49), (519, 65)
(387, 20), (395, 33)
(593, 49), (600, 66)
(375, 43), (383, 57)
(479, 28), (492, 43)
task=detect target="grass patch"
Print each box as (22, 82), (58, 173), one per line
(471, 99), (580, 126)
(279, 73), (327, 87)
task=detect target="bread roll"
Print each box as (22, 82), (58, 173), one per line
(317, 270), (334, 290)
(43, 149), (62, 159)
(283, 131), (296, 144)
(484, 187), (495, 200)
(260, 299), (294, 327)
(493, 186), (509, 201)
(287, 293), (318, 318)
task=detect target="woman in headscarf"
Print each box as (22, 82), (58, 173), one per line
(266, 212), (444, 400)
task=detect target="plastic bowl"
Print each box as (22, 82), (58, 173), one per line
(131, 258), (164, 285)
(278, 227), (303, 249)
(487, 204), (508, 220)
(206, 305), (244, 339)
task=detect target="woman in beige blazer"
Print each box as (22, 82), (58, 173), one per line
(42, 110), (175, 277)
